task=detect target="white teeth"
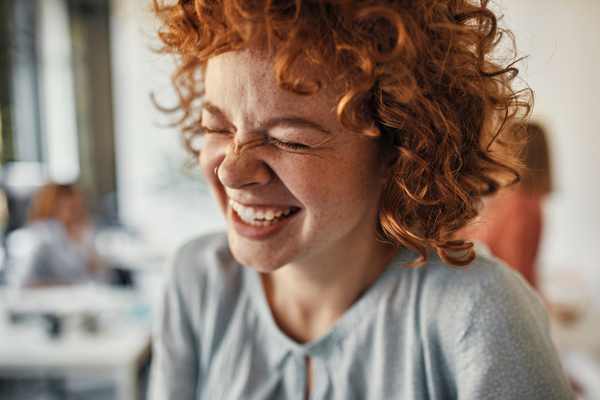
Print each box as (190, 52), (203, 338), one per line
(265, 210), (275, 221)
(229, 199), (295, 226)
(229, 200), (241, 213)
(244, 207), (255, 219)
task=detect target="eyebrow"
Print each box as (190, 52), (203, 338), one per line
(201, 101), (330, 134)
(202, 102), (228, 119)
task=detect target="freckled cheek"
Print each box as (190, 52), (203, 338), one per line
(272, 161), (324, 204)
(276, 160), (363, 213)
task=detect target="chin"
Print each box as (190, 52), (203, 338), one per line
(227, 235), (288, 273)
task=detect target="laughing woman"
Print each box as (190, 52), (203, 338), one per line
(149, 0), (573, 399)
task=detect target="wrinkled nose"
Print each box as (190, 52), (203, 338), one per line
(217, 140), (271, 189)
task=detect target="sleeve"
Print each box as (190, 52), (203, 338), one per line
(148, 254), (200, 400)
(454, 271), (574, 400)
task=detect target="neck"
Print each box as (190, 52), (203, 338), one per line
(261, 234), (397, 343)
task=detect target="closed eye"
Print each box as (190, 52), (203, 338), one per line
(202, 126), (308, 150)
(271, 138), (309, 151)
(201, 126), (231, 135)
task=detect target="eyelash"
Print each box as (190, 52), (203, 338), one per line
(271, 139), (308, 151)
(201, 127), (308, 151)
(201, 127), (230, 135)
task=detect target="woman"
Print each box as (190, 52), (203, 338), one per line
(5, 184), (102, 288)
(150, 0), (573, 398)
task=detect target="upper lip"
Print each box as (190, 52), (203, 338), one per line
(229, 198), (299, 210)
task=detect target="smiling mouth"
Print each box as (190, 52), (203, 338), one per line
(229, 199), (299, 227)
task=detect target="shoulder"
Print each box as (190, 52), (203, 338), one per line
(6, 221), (60, 256)
(28, 219), (61, 233)
(23, 220), (67, 246)
(151, 233), (236, 400)
(164, 232), (243, 320)
(6, 226), (37, 254)
(171, 231), (234, 273)
(400, 246), (550, 363)
(417, 246), (540, 312)
(415, 247), (549, 341)
(168, 231), (239, 287)
(408, 249), (572, 398)
(389, 246), (542, 342)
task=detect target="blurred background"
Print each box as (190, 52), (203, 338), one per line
(0, 0), (597, 399)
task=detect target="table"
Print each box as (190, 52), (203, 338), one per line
(0, 285), (153, 400)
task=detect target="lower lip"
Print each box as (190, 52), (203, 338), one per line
(230, 207), (298, 240)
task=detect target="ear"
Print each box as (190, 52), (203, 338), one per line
(375, 133), (396, 184)
(377, 150), (395, 184)
(373, 121), (397, 184)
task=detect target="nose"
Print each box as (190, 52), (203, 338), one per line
(217, 140), (272, 189)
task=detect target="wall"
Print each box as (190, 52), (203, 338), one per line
(109, 0), (225, 256)
(500, 0), (600, 299)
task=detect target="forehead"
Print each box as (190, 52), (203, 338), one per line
(203, 48), (338, 125)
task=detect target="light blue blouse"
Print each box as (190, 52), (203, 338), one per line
(149, 233), (574, 399)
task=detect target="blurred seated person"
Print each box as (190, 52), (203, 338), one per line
(463, 122), (551, 290)
(4, 184), (105, 288)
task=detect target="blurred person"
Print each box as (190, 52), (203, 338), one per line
(463, 122), (552, 290)
(149, 0), (574, 399)
(4, 184), (104, 288)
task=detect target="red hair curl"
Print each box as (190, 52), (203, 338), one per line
(153, 0), (531, 267)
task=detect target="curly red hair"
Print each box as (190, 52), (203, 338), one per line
(153, 0), (531, 267)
